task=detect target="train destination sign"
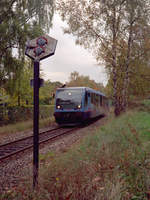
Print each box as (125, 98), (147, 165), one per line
(25, 35), (57, 60)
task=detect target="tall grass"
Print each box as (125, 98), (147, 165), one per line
(0, 117), (55, 136)
(1, 110), (150, 199)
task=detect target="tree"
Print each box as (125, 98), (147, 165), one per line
(67, 71), (105, 92)
(39, 80), (62, 105)
(57, 0), (150, 115)
(121, 0), (150, 110)
(0, 0), (54, 58)
(105, 34), (150, 99)
(0, 0), (55, 104)
(3, 60), (33, 106)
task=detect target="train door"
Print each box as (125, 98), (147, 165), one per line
(87, 92), (91, 108)
(84, 91), (88, 109)
(84, 91), (91, 110)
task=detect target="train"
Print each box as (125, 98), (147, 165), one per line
(53, 87), (109, 125)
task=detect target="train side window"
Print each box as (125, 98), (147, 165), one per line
(98, 95), (100, 106)
(91, 94), (93, 104)
(97, 95), (99, 106)
(100, 95), (102, 106)
(92, 93), (94, 104)
(96, 94), (98, 106)
(93, 93), (95, 104)
(85, 92), (88, 107)
(91, 93), (93, 104)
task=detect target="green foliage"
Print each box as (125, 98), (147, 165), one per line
(0, 116), (54, 135)
(27, 0), (54, 32)
(3, 60), (34, 106)
(105, 37), (150, 98)
(0, 105), (54, 125)
(39, 80), (62, 105)
(0, 77), (62, 125)
(0, 0), (55, 102)
(142, 99), (150, 107)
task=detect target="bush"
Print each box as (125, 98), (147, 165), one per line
(0, 105), (54, 125)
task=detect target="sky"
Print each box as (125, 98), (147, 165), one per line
(40, 14), (108, 86)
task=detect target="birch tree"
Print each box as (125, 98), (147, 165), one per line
(57, 0), (125, 115)
(121, 0), (150, 110)
(57, 0), (150, 115)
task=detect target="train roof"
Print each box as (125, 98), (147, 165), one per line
(56, 86), (106, 97)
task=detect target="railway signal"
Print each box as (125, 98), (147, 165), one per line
(25, 35), (57, 189)
(25, 35), (57, 60)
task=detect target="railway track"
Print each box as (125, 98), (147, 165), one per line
(0, 126), (80, 161)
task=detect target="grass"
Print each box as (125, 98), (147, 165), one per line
(0, 117), (55, 136)
(1, 100), (150, 199)
(0, 105), (54, 136)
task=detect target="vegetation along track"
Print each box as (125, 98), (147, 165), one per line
(0, 126), (80, 161)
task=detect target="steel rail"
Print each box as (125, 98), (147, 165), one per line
(0, 126), (79, 161)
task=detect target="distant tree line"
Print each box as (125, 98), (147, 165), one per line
(66, 71), (105, 92)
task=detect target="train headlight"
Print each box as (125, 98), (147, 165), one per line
(77, 105), (81, 109)
(57, 105), (61, 109)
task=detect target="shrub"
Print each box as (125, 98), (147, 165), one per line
(0, 105), (54, 125)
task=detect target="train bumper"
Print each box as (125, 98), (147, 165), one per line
(54, 111), (91, 124)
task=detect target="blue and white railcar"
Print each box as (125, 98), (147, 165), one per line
(54, 87), (108, 125)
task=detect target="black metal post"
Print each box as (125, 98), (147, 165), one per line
(33, 60), (40, 189)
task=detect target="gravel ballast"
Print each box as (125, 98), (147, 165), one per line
(0, 117), (108, 193)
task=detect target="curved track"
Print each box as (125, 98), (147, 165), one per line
(0, 126), (80, 161)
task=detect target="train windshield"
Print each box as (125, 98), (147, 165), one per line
(56, 89), (83, 109)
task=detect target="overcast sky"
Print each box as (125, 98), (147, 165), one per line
(41, 14), (108, 86)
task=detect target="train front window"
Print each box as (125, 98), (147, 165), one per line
(56, 89), (83, 109)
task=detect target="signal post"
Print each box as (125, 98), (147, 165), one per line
(25, 35), (57, 189)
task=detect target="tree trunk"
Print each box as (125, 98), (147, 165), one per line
(122, 21), (133, 111)
(112, 6), (121, 116)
